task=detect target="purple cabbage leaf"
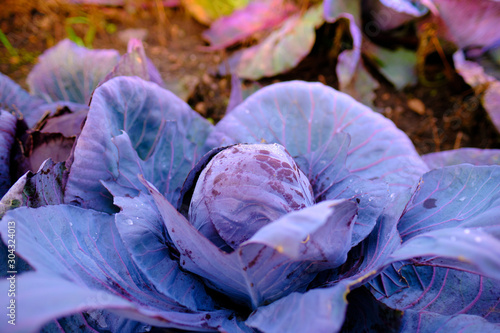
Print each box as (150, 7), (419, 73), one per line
(331, 13), (363, 90)
(0, 111), (17, 197)
(100, 38), (165, 88)
(64, 76), (214, 212)
(362, 0), (429, 31)
(423, 0), (500, 51)
(36, 104), (89, 137)
(0, 205), (243, 333)
(219, 4), (324, 80)
(293, 131), (390, 247)
(453, 50), (500, 133)
(398, 164), (500, 241)
(0, 73), (46, 127)
(202, 0), (298, 50)
(206, 79), (427, 259)
(0, 73), (45, 114)
(2, 67), (500, 333)
(21, 159), (67, 209)
(13, 132), (75, 179)
(207, 81), (428, 194)
(368, 164), (500, 329)
(218, 5), (364, 88)
(401, 310), (500, 332)
(26, 39), (120, 105)
(422, 147), (500, 169)
(246, 185), (407, 333)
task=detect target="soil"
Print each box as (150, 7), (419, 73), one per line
(1, 0), (499, 155)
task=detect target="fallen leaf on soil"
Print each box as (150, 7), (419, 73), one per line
(407, 98), (426, 115)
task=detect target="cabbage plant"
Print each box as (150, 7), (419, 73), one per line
(1, 40), (500, 332)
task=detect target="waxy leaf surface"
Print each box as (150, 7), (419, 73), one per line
(0, 205), (240, 332)
(422, 148), (500, 169)
(398, 164), (500, 241)
(65, 76), (213, 212)
(0, 111), (16, 197)
(0, 73), (45, 126)
(27, 39), (120, 104)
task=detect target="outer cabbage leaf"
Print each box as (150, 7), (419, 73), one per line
(401, 310), (500, 332)
(245, 185), (407, 333)
(16, 131), (75, 177)
(101, 39), (164, 88)
(202, 0), (298, 50)
(364, 0), (428, 31)
(99, 132), (149, 198)
(26, 39), (120, 104)
(143, 176), (357, 309)
(370, 164), (500, 328)
(0, 272), (134, 333)
(64, 76), (213, 212)
(1, 159), (66, 229)
(227, 75), (244, 113)
(427, 0), (500, 50)
(342, 58), (380, 108)
(38, 105), (88, 137)
(41, 311), (150, 333)
(0, 231), (32, 278)
(454, 50), (500, 132)
(330, 14), (362, 90)
(0, 111), (16, 197)
(207, 81), (428, 196)
(295, 132), (389, 247)
(0, 174), (26, 219)
(0, 205), (240, 332)
(247, 279), (352, 333)
(0, 73), (45, 126)
(389, 228), (500, 281)
(372, 265), (500, 324)
(29, 101), (89, 129)
(398, 164), (500, 241)
(22, 159), (67, 208)
(111, 189), (216, 310)
(422, 148), (500, 169)
(220, 4), (324, 80)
